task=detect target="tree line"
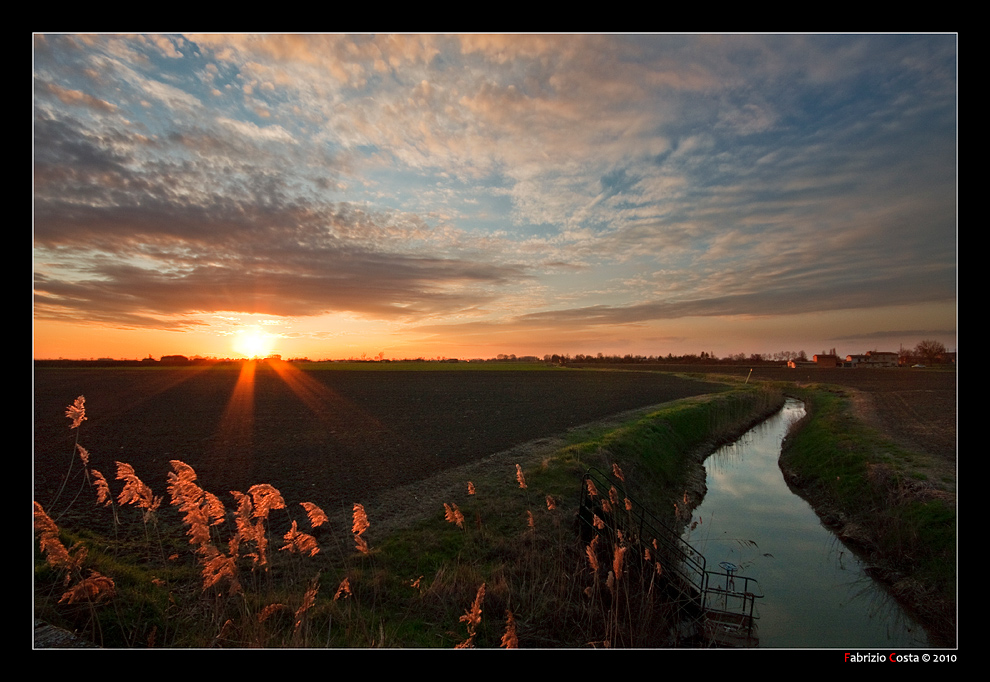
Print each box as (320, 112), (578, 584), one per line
(545, 350), (810, 365)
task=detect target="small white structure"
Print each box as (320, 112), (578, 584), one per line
(845, 351), (898, 367)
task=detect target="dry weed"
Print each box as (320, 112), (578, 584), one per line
(300, 502), (328, 528)
(501, 610), (518, 648)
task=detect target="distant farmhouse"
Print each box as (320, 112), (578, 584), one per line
(796, 350), (900, 369)
(811, 353), (839, 368)
(844, 350), (898, 367)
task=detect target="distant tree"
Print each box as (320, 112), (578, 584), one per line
(915, 339), (946, 365)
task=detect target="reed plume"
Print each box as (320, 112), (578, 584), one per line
(461, 582), (485, 631)
(65, 395), (86, 429)
(334, 577), (352, 601)
(352, 503), (370, 554)
(293, 575), (320, 638)
(456, 582), (485, 647)
(58, 571), (115, 605)
(280, 520), (320, 557)
(612, 546), (627, 581)
(231, 489), (271, 568)
(91, 469), (112, 507)
(258, 602), (289, 624)
(354, 535), (369, 555)
(300, 501), (328, 528)
(515, 464), (527, 489)
(585, 535), (600, 573)
(247, 483), (286, 520)
(352, 503), (369, 535)
(36, 500), (116, 610)
(444, 503), (464, 529)
(200, 545), (242, 595)
(115, 462), (161, 514)
(34, 501), (84, 575)
(501, 610), (518, 649)
(168, 460), (225, 552)
(51, 395), (88, 515)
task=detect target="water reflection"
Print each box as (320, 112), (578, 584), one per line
(683, 398), (929, 648)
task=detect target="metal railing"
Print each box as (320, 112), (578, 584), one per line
(702, 565), (763, 639)
(578, 467), (763, 643)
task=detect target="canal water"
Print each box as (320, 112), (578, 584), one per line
(681, 398), (930, 648)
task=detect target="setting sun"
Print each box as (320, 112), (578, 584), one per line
(32, 34), (955, 363)
(234, 329), (274, 358)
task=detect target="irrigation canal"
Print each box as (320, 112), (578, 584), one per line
(682, 398), (930, 648)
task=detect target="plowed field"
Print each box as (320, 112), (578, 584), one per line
(613, 364), (957, 462)
(34, 365), (727, 521)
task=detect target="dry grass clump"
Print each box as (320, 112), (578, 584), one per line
(34, 395), (351, 646)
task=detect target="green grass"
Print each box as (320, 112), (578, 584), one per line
(779, 385), (956, 645)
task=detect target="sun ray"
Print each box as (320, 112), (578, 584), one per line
(213, 360), (256, 466)
(266, 359), (335, 417)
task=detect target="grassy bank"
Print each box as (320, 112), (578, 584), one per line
(779, 385), (956, 646)
(35, 384), (783, 648)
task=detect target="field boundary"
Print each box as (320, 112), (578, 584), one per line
(334, 399), (699, 538)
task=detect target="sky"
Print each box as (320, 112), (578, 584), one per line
(33, 34), (957, 361)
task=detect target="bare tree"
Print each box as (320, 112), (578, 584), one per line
(915, 339), (946, 365)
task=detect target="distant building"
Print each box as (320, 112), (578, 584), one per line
(846, 351), (898, 368)
(813, 353), (839, 368)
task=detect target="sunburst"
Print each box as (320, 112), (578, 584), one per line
(234, 328), (273, 358)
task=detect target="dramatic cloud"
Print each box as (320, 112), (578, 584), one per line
(33, 34), (956, 359)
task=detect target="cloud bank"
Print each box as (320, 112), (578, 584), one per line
(33, 34), (956, 356)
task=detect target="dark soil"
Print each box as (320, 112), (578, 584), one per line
(576, 364), (957, 463)
(34, 365), (727, 528)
